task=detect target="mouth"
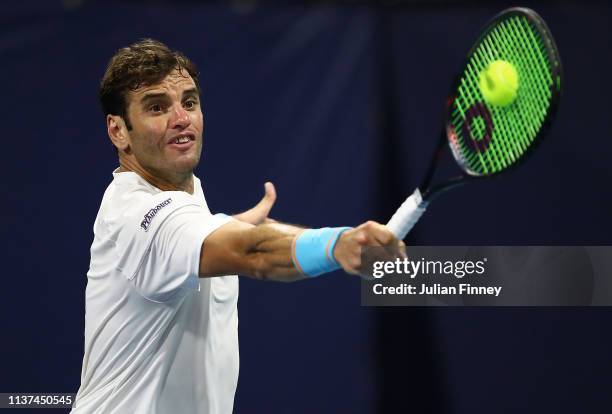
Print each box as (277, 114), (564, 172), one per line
(168, 133), (196, 149)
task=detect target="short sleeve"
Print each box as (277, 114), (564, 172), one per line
(114, 191), (232, 302)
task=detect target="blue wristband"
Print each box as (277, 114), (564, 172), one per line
(292, 227), (352, 277)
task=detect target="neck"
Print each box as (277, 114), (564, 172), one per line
(118, 158), (194, 194)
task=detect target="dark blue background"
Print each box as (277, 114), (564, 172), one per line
(1, 1), (611, 413)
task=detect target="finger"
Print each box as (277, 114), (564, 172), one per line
(264, 181), (277, 204)
(367, 234), (405, 263)
(399, 240), (407, 259)
(232, 182), (277, 225)
(253, 181), (277, 216)
(355, 222), (384, 246)
(368, 222), (396, 246)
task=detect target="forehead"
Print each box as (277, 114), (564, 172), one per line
(129, 69), (197, 101)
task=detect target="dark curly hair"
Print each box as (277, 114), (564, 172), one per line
(99, 38), (200, 130)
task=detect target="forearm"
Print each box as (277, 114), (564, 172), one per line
(242, 222), (306, 282)
(241, 223), (353, 281)
(199, 221), (307, 282)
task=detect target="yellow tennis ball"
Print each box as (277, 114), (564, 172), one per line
(478, 60), (519, 107)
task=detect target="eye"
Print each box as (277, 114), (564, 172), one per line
(149, 104), (163, 113)
(184, 99), (198, 110)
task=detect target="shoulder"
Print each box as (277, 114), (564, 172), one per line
(98, 173), (206, 239)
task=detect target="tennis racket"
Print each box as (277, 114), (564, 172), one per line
(386, 7), (563, 240)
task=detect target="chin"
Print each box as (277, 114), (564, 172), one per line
(173, 155), (200, 174)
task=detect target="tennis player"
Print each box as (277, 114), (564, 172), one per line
(71, 39), (403, 414)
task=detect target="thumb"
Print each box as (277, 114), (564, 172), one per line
(257, 182), (276, 214)
(232, 182), (277, 225)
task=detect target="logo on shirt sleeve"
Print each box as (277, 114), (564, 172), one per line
(140, 198), (173, 231)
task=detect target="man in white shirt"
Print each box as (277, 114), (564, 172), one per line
(72, 39), (403, 414)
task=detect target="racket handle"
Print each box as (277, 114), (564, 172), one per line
(386, 188), (428, 240)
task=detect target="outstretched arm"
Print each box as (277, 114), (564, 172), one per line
(199, 219), (404, 281)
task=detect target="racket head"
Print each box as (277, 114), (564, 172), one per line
(445, 7), (563, 177)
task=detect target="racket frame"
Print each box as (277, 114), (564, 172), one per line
(424, 7), (563, 202)
(387, 7), (563, 239)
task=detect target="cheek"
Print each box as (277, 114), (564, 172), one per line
(192, 111), (204, 131)
(141, 121), (168, 147)
(130, 126), (166, 156)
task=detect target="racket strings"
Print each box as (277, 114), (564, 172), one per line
(486, 29), (530, 157)
(494, 21), (547, 153)
(465, 66), (503, 172)
(489, 18), (551, 152)
(456, 76), (495, 173)
(507, 19), (552, 122)
(454, 65), (500, 173)
(475, 17), (545, 163)
(457, 51), (509, 173)
(450, 14), (558, 176)
(475, 40), (520, 167)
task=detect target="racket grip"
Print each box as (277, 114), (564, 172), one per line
(386, 188), (428, 240)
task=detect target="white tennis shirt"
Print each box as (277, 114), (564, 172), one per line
(72, 170), (239, 414)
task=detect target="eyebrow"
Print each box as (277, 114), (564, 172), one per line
(139, 92), (169, 106)
(139, 88), (199, 106)
(182, 88), (199, 99)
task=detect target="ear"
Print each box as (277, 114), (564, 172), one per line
(107, 115), (130, 151)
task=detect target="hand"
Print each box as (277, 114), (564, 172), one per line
(333, 221), (406, 279)
(233, 182), (277, 225)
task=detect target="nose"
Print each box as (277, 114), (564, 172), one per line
(169, 104), (191, 129)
